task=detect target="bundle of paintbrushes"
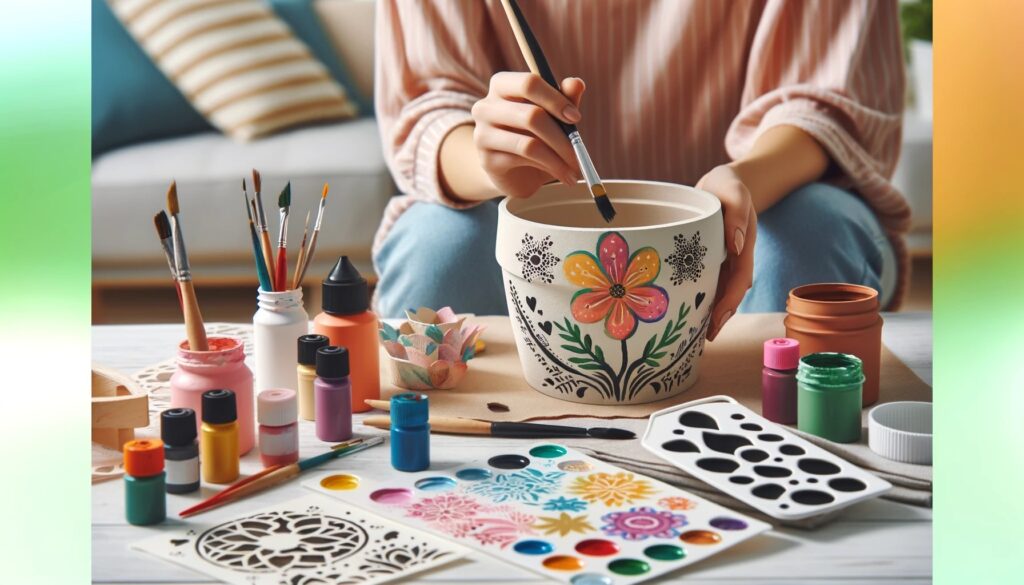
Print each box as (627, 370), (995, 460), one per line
(242, 169), (329, 292)
(152, 181), (209, 351)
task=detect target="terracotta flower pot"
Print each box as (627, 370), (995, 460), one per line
(783, 283), (883, 406)
(496, 180), (725, 405)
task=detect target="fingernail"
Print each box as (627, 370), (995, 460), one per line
(717, 310), (734, 331)
(734, 228), (745, 255)
(563, 105), (581, 122)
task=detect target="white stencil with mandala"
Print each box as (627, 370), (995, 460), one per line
(133, 495), (467, 585)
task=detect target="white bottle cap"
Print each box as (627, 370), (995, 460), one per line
(258, 388), (298, 427)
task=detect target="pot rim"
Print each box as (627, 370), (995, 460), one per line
(788, 283), (879, 310)
(499, 179), (722, 233)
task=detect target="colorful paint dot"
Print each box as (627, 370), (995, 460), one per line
(543, 555), (585, 571)
(513, 540), (553, 555)
(488, 454), (531, 469)
(570, 574), (613, 585)
(709, 517), (748, 531)
(607, 558), (651, 576)
(319, 474), (359, 491)
(644, 544), (686, 561)
(455, 468), (492, 481)
(368, 488), (413, 505)
(574, 539), (619, 556)
(557, 460), (595, 472)
(530, 444), (568, 458)
(680, 530), (722, 545)
(413, 476), (457, 492)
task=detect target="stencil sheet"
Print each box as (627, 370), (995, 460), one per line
(133, 494), (467, 585)
(305, 443), (769, 585)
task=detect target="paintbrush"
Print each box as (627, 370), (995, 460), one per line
(251, 169), (277, 290)
(275, 182), (291, 291)
(153, 211), (181, 304)
(241, 179), (273, 292)
(294, 183), (328, 286)
(166, 181), (209, 351)
(179, 437), (383, 518)
(291, 210), (312, 290)
(362, 413), (635, 440)
(499, 0), (615, 222)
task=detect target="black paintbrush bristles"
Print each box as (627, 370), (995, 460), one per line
(586, 427), (636, 440)
(153, 210), (171, 240)
(590, 183), (617, 223)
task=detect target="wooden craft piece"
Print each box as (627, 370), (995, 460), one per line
(92, 363), (150, 450)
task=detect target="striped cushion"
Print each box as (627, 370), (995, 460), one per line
(108, 0), (357, 141)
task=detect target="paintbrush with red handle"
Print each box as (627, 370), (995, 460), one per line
(274, 182), (291, 291)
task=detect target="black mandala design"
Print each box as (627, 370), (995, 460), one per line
(196, 510), (369, 573)
(515, 234), (559, 284)
(666, 232), (707, 285)
(282, 542), (458, 585)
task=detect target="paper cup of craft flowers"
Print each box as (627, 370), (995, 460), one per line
(496, 180), (725, 405)
(379, 306), (485, 391)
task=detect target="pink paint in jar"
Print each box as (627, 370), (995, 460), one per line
(169, 336), (255, 455)
(762, 338), (800, 424)
(257, 388), (299, 467)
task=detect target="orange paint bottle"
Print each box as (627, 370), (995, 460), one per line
(312, 257), (379, 413)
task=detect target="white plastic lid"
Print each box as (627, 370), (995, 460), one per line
(258, 388), (297, 426)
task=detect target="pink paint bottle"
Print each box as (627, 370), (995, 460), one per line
(762, 338), (800, 424)
(257, 388), (299, 467)
(314, 346), (352, 442)
(169, 336), (255, 455)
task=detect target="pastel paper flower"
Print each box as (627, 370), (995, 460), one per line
(564, 232), (669, 340)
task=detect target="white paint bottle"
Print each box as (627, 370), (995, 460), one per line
(253, 288), (309, 392)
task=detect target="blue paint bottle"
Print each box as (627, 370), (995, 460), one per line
(390, 393), (429, 472)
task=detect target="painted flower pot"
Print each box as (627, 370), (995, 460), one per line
(496, 180), (725, 405)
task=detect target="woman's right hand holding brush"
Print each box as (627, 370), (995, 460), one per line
(439, 73), (586, 202)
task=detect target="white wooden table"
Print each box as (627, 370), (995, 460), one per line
(92, 313), (932, 584)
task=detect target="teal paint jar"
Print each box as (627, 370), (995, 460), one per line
(123, 439), (167, 526)
(797, 353), (864, 443)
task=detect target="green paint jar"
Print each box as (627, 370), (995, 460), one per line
(797, 352), (864, 443)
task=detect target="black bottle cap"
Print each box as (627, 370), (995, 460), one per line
(201, 389), (237, 424)
(316, 345), (350, 379)
(298, 334), (330, 366)
(161, 408), (197, 445)
(322, 256), (369, 316)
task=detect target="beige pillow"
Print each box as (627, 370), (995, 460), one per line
(108, 0), (358, 141)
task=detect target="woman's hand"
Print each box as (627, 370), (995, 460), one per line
(697, 164), (757, 341)
(471, 73), (586, 199)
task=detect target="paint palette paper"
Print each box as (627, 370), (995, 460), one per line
(304, 444), (769, 584)
(642, 396), (892, 521)
(133, 494), (467, 585)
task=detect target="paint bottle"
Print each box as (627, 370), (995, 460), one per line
(160, 408), (199, 494)
(314, 346), (352, 442)
(312, 256), (378, 413)
(169, 336), (255, 455)
(762, 338), (800, 424)
(797, 352), (864, 443)
(258, 388), (299, 466)
(123, 439), (166, 526)
(253, 288), (309, 392)
(390, 392), (430, 472)
(200, 389), (240, 483)
(296, 334), (330, 421)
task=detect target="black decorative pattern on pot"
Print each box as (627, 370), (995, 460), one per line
(666, 232), (707, 284)
(515, 234), (559, 283)
(702, 431), (752, 454)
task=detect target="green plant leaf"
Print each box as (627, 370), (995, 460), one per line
(644, 359), (660, 367)
(594, 345), (604, 362)
(650, 352), (666, 360)
(580, 363), (604, 370)
(559, 334), (575, 343)
(568, 357), (593, 364)
(561, 345), (588, 354)
(583, 334), (592, 351)
(642, 335), (656, 357)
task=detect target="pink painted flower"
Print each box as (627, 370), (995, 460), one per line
(600, 506), (688, 541)
(406, 493), (481, 524)
(564, 232), (669, 340)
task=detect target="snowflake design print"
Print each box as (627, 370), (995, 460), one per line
(467, 469), (565, 503)
(515, 234), (559, 284)
(665, 232), (707, 284)
(542, 496), (588, 512)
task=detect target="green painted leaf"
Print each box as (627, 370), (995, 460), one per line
(583, 334), (592, 350)
(568, 357), (593, 364)
(559, 334), (575, 343)
(594, 345), (605, 362)
(643, 335), (656, 357)
(561, 345), (588, 354)
(645, 359), (660, 367)
(650, 352), (666, 360)
(580, 363), (604, 370)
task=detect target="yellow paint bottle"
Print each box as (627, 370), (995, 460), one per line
(296, 334), (329, 420)
(200, 389), (239, 484)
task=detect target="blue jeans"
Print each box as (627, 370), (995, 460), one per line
(373, 183), (897, 318)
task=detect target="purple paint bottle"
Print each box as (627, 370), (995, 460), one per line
(762, 338), (800, 424)
(314, 346), (352, 442)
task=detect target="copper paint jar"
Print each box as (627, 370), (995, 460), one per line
(783, 283), (882, 406)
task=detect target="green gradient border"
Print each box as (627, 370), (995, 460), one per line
(0, 1), (91, 583)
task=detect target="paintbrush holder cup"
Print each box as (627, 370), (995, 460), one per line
(253, 288), (309, 393)
(496, 180), (725, 405)
(170, 336), (255, 455)
(784, 283), (883, 406)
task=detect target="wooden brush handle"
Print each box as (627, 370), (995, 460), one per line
(297, 230), (320, 285)
(363, 415), (492, 435)
(178, 280), (209, 351)
(499, 0), (577, 136)
(259, 229), (276, 289)
(364, 399), (391, 411)
(291, 241), (308, 290)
